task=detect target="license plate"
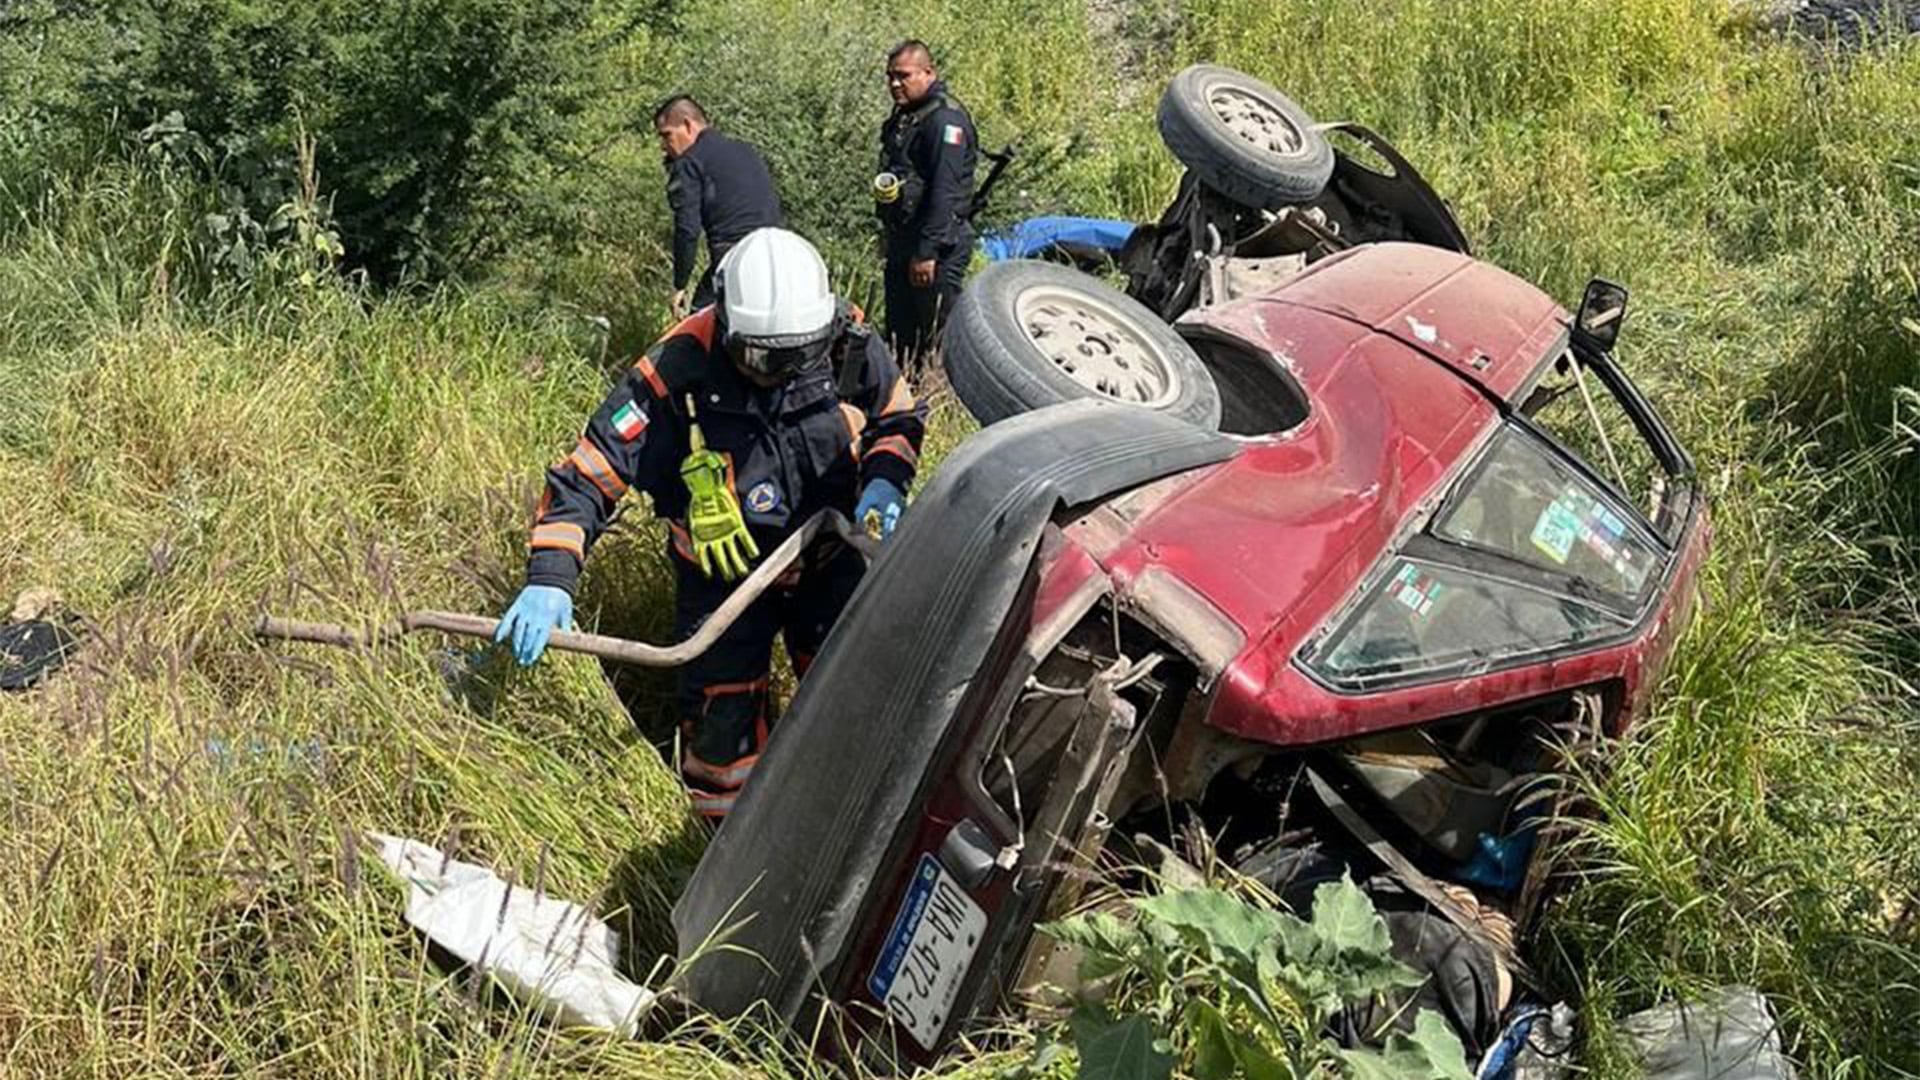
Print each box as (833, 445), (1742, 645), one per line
(867, 854), (988, 1049)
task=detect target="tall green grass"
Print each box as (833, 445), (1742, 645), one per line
(1161, 5), (1920, 1072)
(2, 1), (1917, 1076)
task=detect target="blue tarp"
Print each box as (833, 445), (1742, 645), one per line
(979, 215), (1136, 262)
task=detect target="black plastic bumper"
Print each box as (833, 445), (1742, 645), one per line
(671, 401), (1236, 1024)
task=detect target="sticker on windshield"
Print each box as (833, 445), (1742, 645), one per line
(1530, 500), (1581, 564)
(1595, 506), (1627, 538)
(1390, 563), (1444, 618)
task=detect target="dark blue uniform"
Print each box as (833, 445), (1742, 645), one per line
(878, 82), (976, 362)
(667, 130), (784, 307)
(526, 305), (926, 817)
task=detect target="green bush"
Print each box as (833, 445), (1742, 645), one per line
(661, 0), (892, 276)
(1, 0), (655, 282)
(657, 0), (1170, 301)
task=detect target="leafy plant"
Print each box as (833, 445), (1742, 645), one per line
(136, 111), (343, 285)
(1021, 880), (1472, 1080)
(4, 0), (655, 283)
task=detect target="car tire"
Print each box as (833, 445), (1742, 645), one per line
(943, 260), (1223, 429)
(1157, 64), (1334, 210)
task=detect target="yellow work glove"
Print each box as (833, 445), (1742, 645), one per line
(680, 399), (760, 581)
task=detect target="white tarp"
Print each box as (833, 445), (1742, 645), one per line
(1619, 986), (1799, 1080)
(371, 832), (657, 1036)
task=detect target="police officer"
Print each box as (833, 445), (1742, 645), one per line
(495, 228), (926, 819)
(655, 95), (785, 317)
(876, 40), (977, 365)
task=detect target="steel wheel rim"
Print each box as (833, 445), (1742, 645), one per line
(1013, 285), (1179, 408)
(1207, 84), (1304, 158)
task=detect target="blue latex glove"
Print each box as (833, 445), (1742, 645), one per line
(494, 585), (573, 666)
(854, 478), (906, 539)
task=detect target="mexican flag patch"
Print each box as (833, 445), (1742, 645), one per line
(942, 124), (966, 146)
(610, 400), (648, 441)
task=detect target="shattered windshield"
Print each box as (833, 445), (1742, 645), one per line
(1519, 347), (1672, 529)
(1304, 418), (1672, 689)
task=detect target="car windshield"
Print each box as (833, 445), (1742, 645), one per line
(1432, 425), (1662, 604)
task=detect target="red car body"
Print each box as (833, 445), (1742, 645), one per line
(674, 241), (1709, 1067)
(1083, 243), (1708, 748)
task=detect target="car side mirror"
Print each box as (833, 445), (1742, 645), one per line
(1575, 278), (1629, 351)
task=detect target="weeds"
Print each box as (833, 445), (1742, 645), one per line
(1020, 878), (1471, 1080)
(2, 0), (1918, 1077)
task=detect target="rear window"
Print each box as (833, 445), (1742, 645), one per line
(1301, 414), (1676, 690)
(1309, 559), (1629, 687)
(1432, 426), (1661, 604)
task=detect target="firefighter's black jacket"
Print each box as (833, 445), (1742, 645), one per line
(526, 305), (926, 593)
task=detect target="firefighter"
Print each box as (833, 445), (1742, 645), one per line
(875, 39), (977, 365)
(655, 95), (785, 317)
(495, 228), (926, 819)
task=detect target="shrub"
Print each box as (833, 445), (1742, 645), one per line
(1, 0), (656, 282)
(658, 0), (1168, 303)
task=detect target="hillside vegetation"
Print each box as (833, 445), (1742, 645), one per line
(2, 0), (1917, 1076)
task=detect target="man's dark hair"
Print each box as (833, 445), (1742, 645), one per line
(653, 94), (708, 127)
(887, 39), (934, 68)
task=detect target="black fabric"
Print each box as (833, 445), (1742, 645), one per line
(0, 620), (79, 691)
(666, 129), (784, 291)
(1244, 844), (1502, 1061)
(877, 82), (977, 262)
(525, 309), (924, 594)
(673, 400), (1239, 1024)
(672, 542), (866, 764)
(691, 258), (721, 310)
(876, 82), (977, 364)
(883, 238), (968, 365)
(1331, 887), (1504, 1062)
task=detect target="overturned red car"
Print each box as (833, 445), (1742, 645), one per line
(672, 67), (1708, 1071)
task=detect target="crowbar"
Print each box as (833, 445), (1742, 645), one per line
(255, 510), (878, 668)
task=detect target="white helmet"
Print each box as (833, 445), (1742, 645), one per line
(716, 228), (836, 378)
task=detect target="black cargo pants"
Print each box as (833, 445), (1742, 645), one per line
(670, 541), (866, 818)
(883, 235), (969, 368)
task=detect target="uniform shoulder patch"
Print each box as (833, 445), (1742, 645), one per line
(610, 400), (648, 441)
(942, 123), (966, 146)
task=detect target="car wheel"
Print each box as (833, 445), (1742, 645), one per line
(1157, 64), (1334, 210)
(943, 260), (1223, 428)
